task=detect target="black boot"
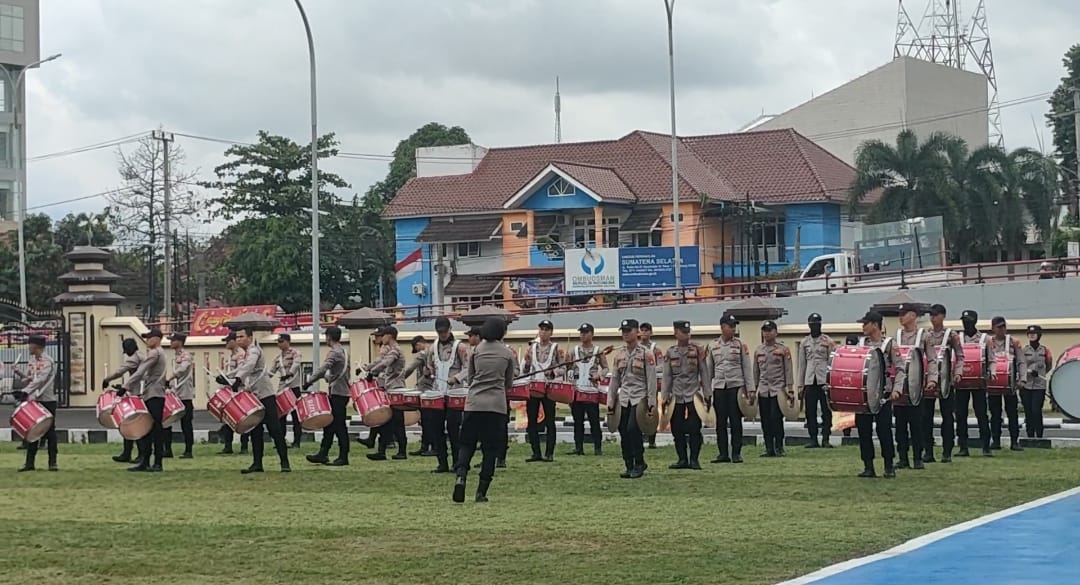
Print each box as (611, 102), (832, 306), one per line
(761, 436), (777, 458)
(496, 458), (507, 468)
(452, 475), (467, 503)
(476, 479), (491, 503)
(884, 459), (896, 479)
(306, 451), (330, 464)
(1010, 441), (1024, 452)
(525, 450), (543, 463)
(957, 445), (970, 457)
(620, 458), (633, 479)
(805, 436), (821, 449)
(775, 438), (786, 457)
(327, 455), (349, 466)
(594, 444), (603, 456)
(629, 459), (645, 478)
(48, 454), (58, 472)
(432, 458), (451, 473)
(241, 464), (264, 474)
(357, 434), (376, 449)
(858, 463), (876, 478)
(923, 448), (936, 463)
(913, 457), (925, 470)
(941, 446), (953, 463)
(821, 433), (834, 448)
(568, 442), (585, 456)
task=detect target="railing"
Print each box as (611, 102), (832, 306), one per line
(140, 256), (1077, 330)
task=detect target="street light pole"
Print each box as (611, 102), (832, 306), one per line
(2, 53), (62, 311)
(663, 0), (682, 292)
(293, 0), (321, 367)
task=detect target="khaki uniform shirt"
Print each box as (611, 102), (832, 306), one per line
(924, 327), (965, 386)
(465, 341), (515, 415)
(1020, 344), (1053, 390)
(104, 352), (143, 386)
(24, 353), (57, 403)
(754, 341), (793, 398)
(861, 336), (905, 396)
(235, 343), (275, 400)
(427, 338), (471, 391)
(400, 348), (434, 391)
(799, 334), (835, 386)
(661, 342), (708, 403)
(269, 347), (303, 390)
(366, 343), (405, 391)
(314, 343), (351, 396)
(224, 348), (245, 379)
(570, 345), (609, 388)
(524, 341), (566, 381)
(989, 335), (1023, 386)
(171, 349), (195, 400)
(608, 344), (658, 408)
(705, 336), (753, 390)
(126, 347), (167, 399)
(895, 327), (936, 383)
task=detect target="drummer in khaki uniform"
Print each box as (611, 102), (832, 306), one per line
(165, 333), (195, 459)
(798, 313), (835, 448)
(304, 326), (352, 466)
(988, 316), (1024, 451)
(607, 319), (658, 479)
(102, 338), (143, 463)
(855, 311), (902, 479)
(400, 335), (434, 456)
(662, 320), (709, 470)
(705, 314), (753, 464)
(922, 304), (965, 463)
(893, 303), (930, 470)
(234, 327), (291, 474)
(754, 320), (794, 458)
(15, 335), (58, 472)
(640, 322), (665, 449)
(1020, 325), (1053, 439)
(269, 333), (304, 448)
(360, 325), (408, 461)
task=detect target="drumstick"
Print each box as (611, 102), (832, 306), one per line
(512, 345), (615, 381)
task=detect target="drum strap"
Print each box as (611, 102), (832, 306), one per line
(575, 345), (597, 389)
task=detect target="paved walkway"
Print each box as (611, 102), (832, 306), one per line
(779, 487), (1080, 584)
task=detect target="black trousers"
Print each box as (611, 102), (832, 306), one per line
(713, 387), (743, 457)
(988, 392), (1021, 444)
(922, 394), (956, 455)
(617, 402), (645, 467)
(804, 383), (832, 438)
(455, 410), (506, 483)
(250, 395), (290, 468)
(118, 438), (143, 460)
(526, 397), (556, 458)
(855, 402), (895, 465)
(894, 404), (923, 461)
(287, 387), (303, 445)
(670, 401), (702, 462)
(220, 424), (250, 449)
(421, 408), (443, 458)
(25, 400), (57, 467)
(425, 407), (462, 466)
(759, 395), (785, 451)
(137, 397), (166, 468)
(374, 409), (407, 455)
(956, 388), (990, 450)
(570, 401), (602, 450)
(180, 399), (194, 454)
(500, 400), (511, 460)
(318, 394), (350, 459)
(1021, 389), (1046, 438)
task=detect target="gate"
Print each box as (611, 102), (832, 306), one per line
(0, 299), (70, 408)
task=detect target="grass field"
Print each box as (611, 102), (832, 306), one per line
(2, 442), (1078, 585)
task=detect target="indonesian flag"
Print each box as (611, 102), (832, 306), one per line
(396, 248), (422, 280)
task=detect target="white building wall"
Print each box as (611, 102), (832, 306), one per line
(415, 144), (488, 178)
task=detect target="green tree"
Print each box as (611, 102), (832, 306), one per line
(848, 129), (955, 223)
(53, 211), (115, 252)
(365, 122), (471, 204)
(1046, 44), (1080, 199)
(0, 214), (64, 310)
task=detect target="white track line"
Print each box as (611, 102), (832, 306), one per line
(775, 485), (1080, 585)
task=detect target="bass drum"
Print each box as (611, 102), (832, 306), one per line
(826, 346), (886, 415)
(1049, 344), (1080, 420)
(896, 347), (925, 407)
(937, 346), (954, 400)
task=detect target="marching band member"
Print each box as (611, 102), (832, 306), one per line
(856, 312), (901, 478)
(799, 313), (835, 449)
(467, 327), (482, 348)
(305, 325), (352, 466)
(102, 338), (143, 463)
(425, 317), (471, 473)
(15, 335), (58, 472)
(359, 325), (408, 461)
(496, 340), (520, 469)
(122, 329), (168, 473)
(988, 316), (1024, 451)
(662, 320), (708, 469)
(922, 304), (964, 463)
(608, 319), (657, 479)
(568, 322), (607, 457)
(268, 333), (304, 448)
(453, 317), (516, 504)
(640, 322), (664, 449)
(1020, 325), (1053, 439)
(164, 333), (195, 459)
(234, 327), (291, 473)
(705, 314), (752, 464)
(215, 332), (250, 455)
(956, 309), (993, 457)
(522, 320), (565, 463)
(893, 304), (928, 470)
(400, 335), (434, 456)
(754, 320), (793, 458)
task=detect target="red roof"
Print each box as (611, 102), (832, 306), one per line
(385, 128), (856, 218)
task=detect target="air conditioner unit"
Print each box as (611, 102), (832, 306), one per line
(411, 283), (427, 297)
(508, 279), (520, 292)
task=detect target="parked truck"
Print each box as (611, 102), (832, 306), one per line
(796, 252), (964, 295)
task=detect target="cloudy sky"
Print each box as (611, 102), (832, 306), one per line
(23, 0), (1078, 238)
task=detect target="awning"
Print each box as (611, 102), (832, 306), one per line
(416, 217), (502, 243)
(487, 266), (564, 278)
(443, 276), (501, 297)
(518, 214), (560, 238)
(621, 208), (662, 232)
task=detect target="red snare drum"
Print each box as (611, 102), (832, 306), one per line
(446, 388), (468, 410)
(507, 383), (531, 401)
(10, 400), (53, 442)
(546, 382), (576, 404)
(987, 353), (1015, 395)
(355, 386), (392, 427)
(574, 388), (604, 404)
(957, 341), (989, 389)
(1050, 344), (1080, 420)
(96, 389), (119, 428)
(528, 381), (548, 399)
(161, 392), (186, 427)
(403, 409), (421, 427)
(222, 391), (265, 434)
(296, 392), (333, 430)
(111, 396), (153, 440)
(826, 346), (886, 414)
(207, 387), (234, 421)
(894, 346), (926, 407)
(275, 389), (298, 418)
(419, 390), (446, 410)
(387, 389), (421, 410)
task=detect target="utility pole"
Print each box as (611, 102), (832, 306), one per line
(1073, 89), (1080, 210)
(664, 0), (682, 292)
(153, 129), (175, 323)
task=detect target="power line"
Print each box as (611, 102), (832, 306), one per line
(26, 132), (150, 162)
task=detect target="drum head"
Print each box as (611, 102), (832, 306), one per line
(119, 415), (153, 441)
(906, 348), (925, 407)
(738, 391), (759, 419)
(694, 394), (716, 428)
(233, 410), (266, 435)
(1050, 360), (1080, 420)
(300, 413), (332, 431)
(865, 348), (885, 415)
(606, 402), (621, 433)
(636, 402), (659, 436)
(938, 347), (954, 399)
(363, 406), (392, 428)
(403, 410), (421, 427)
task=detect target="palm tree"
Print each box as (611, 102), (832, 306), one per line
(848, 129), (957, 222)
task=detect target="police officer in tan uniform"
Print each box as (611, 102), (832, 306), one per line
(360, 325), (409, 461)
(103, 338), (143, 463)
(165, 333), (195, 459)
(607, 319), (658, 479)
(798, 313), (835, 448)
(400, 335), (435, 456)
(568, 323), (607, 457)
(123, 329), (168, 472)
(269, 333), (304, 448)
(705, 314), (753, 464)
(956, 309), (992, 457)
(662, 320), (708, 470)
(893, 304), (930, 470)
(922, 304), (965, 463)
(215, 332), (250, 455)
(856, 311), (901, 478)
(234, 327), (291, 473)
(988, 316), (1023, 451)
(1020, 325), (1053, 439)
(640, 322), (665, 449)
(305, 326), (352, 466)
(755, 320), (794, 458)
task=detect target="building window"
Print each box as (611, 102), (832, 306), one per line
(604, 217), (620, 247)
(451, 295), (497, 311)
(573, 218), (595, 247)
(547, 178), (575, 197)
(750, 220), (786, 262)
(633, 231), (662, 247)
(0, 187), (11, 221)
(456, 241), (481, 258)
(510, 221), (525, 237)
(0, 5), (24, 52)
